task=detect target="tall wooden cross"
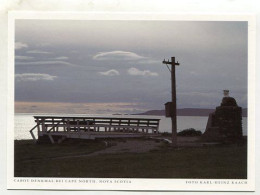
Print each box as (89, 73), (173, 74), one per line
(162, 57), (180, 147)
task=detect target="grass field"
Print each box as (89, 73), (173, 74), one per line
(14, 138), (247, 178)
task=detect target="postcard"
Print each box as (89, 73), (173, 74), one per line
(7, 12), (255, 191)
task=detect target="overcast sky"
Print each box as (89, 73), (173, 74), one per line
(15, 20), (248, 113)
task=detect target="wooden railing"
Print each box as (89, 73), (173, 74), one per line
(30, 116), (160, 143)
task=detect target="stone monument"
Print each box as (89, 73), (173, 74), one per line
(203, 90), (243, 142)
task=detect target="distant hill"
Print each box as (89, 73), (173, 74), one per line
(134, 108), (247, 117)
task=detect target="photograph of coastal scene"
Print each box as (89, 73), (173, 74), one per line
(14, 19), (248, 179)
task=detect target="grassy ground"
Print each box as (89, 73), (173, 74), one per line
(14, 138), (247, 178)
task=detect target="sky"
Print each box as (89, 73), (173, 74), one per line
(15, 20), (248, 114)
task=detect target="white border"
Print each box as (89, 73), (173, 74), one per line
(7, 12), (256, 191)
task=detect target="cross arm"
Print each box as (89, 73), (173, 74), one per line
(162, 59), (180, 66)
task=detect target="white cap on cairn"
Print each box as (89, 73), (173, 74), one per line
(223, 90), (229, 97)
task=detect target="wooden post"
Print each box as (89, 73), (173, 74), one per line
(93, 118), (96, 131)
(156, 120), (160, 134)
(128, 119), (130, 132)
(83, 119), (86, 131)
(36, 118), (40, 136)
(119, 119), (122, 132)
(147, 120), (150, 134)
(162, 56), (180, 147)
(48, 134), (55, 144)
(67, 118), (70, 132)
(77, 120), (80, 132)
(137, 119), (140, 133)
(62, 118), (65, 132)
(109, 119), (112, 132)
(29, 124), (39, 143)
(87, 120), (90, 132)
(42, 118), (46, 133)
(171, 57), (177, 147)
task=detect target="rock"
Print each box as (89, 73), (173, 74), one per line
(177, 128), (202, 136)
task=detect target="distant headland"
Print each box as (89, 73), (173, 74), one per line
(133, 108), (248, 117)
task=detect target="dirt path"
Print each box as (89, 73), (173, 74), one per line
(87, 139), (162, 156)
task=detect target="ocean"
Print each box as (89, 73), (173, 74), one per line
(14, 113), (248, 140)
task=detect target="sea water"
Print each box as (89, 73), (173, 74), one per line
(14, 113), (248, 140)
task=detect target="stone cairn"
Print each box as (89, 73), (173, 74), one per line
(202, 90), (243, 142)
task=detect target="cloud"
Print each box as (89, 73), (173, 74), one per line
(15, 42), (28, 50)
(99, 69), (120, 76)
(93, 51), (160, 65)
(15, 73), (57, 82)
(93, 51), (146, 61)
(16, 60), (75, 66)
(54, 56), (69, 60)
(127, 67), (158, 77)
(26, 50), (52, 54)
(15, 55), (34, 60)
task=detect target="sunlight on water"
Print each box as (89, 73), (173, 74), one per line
(14, 113), (247, 140)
